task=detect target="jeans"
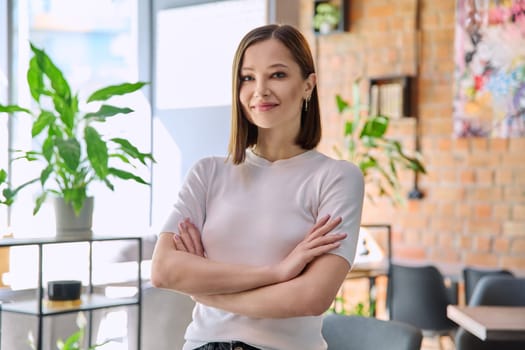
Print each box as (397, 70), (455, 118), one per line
(194, 341), (261, 350)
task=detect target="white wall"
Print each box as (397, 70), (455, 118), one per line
(150, 0), (268, 230)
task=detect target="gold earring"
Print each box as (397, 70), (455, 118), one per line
(304, 96), (310, 112)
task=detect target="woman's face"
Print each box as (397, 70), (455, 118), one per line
(239, 38), (314, 135)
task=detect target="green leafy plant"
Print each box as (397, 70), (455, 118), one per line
(0, 43), (154, 215)
(313, 2), (340, 33)
(328, 293), (376, 317)
(334, 81), (426, 205)
(0, 168), (37, 206)
(28, 312), (109, 350)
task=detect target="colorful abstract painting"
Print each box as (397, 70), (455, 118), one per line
(454, 0), (525, 137)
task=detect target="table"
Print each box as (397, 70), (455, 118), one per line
(447, 305), (525, 341)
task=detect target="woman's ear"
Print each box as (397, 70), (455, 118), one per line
(305, 73), (317, 96)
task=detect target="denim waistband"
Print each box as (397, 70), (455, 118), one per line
(194, 341), (261, 350)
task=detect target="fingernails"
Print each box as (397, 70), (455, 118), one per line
(178, 221), (186, 230)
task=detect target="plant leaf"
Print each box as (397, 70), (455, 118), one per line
(84, 105), (134, 121)
(27, 55), (44, 101)
(41, 164), (53, 186)
(0, 104), (32, 114)
(1, 177), (39, 206)
(111, 138), (155, 165)
(52, 95), (75, 131)
(360, 115), (389, 138)
(344, 121), (354, 136)
(109, 167), (149, 185)
(42, 136), (54, 161)
(30, 43), (71, 100)
(32, 111), (55, 137)
(59, 328), (83, 350)
(85, 126), (108, 178)
(87, 82), (147, 102)
(335, 95), (349, 113)
(361, 135), (377, 148)
(63, 188), (88, 216)
(33, 192), (48, 215)
(56, 138), (81, 171)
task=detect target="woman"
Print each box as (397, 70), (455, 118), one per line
(151, 24), (364, 350)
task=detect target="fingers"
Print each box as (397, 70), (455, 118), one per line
(178, 220), (196, 253)
(303, 232), (347, 260)
(184, 219), (205, 257)
(173, 219), (205, 257)
(307, 214), (331, 235)
(307, 215), (342, 242)
(172, 234), (187, 251)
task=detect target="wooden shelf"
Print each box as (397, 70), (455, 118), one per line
(369, 76), (416, 119)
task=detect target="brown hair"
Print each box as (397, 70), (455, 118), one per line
(228, 24), (321, 164)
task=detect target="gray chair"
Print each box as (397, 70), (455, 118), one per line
(455, 275), (525, 350)
(322, 314), (422, 350)
(388, 264), (458, 349)
(462, 266), (513, 305)
(126, 284), (195, 350)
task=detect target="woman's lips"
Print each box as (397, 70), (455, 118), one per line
(253, 103), (278, 111)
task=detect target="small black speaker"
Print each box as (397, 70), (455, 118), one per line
(47, 280), (82, 301)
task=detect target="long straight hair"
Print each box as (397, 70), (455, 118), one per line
(228, 24), (321, 164)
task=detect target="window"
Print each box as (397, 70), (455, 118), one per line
(6, 0), (151, 238)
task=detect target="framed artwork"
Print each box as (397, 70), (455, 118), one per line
(453, 0), (525, 137)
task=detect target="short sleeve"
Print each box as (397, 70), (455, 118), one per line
(318, 161), (364, 267)
(160, 158), (214, 235)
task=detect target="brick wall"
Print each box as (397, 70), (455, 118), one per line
(298, 0), (525, 275)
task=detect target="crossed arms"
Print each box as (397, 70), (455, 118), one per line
(150, 215), (350, 319)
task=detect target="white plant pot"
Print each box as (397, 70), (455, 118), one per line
(54, 197), (94, 239)
(320, 22), (334, 35)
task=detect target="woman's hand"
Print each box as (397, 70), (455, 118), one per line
(172, 218), (205, 258)
(273, 215), (346, 282)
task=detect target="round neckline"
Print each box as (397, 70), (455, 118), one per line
(246, 148), (318, 167)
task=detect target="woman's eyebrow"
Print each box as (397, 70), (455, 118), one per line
(241, 63), (290, 71)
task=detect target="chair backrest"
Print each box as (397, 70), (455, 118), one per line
(388, 263), (457, 334)
(322, 314), (422, 350)
(455, 276), (525, 350)
(463, 267), (514, 305)
(469, 275), (525, 306)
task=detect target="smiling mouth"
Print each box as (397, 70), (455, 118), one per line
(253, 103), (278, 111)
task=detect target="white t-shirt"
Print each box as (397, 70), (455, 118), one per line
(161, 149), (364, 350)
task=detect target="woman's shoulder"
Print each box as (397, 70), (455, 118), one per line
(190, 155), (230, 173)
(313, 151), (363, 177)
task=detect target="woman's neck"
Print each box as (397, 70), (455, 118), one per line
(252, 143), (306, 162)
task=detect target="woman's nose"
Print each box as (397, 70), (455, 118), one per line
(254, 81), (269, 97)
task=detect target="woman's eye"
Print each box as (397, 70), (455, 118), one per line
(240, 75), (254, 82)
(271, 72), (286, 78)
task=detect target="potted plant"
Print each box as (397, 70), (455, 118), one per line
(313, 2), (340, 34)
(0, 43), (154, 237)
(334, 81), (426, 205)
